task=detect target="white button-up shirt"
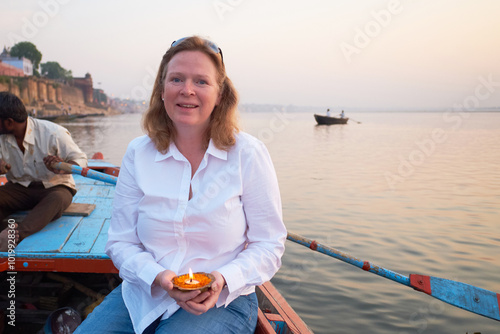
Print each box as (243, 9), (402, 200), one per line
(106, 132), (286, 333)
(0, 117), (87, 190)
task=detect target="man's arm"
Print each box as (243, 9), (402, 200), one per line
(42, 155), (78, 174)
(44, 127), (88, 174)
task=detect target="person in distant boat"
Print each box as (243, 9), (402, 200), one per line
(340, 110), (345, 118)
(0, 92), (88, 252)
(326, 108), (331, 117)
(74, 36), (286, 334)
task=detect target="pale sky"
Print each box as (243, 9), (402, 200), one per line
(1, 0), (500, 111)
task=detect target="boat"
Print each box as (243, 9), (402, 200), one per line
(0, 156), (313, 333)
(255, 281), (313, 333)
(314, 114), (349, 125)
(37, 114), (81, 122)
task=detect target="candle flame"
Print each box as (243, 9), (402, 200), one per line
(188, 268), (194, 280)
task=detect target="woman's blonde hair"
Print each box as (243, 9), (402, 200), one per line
(143, 36), (239, 153)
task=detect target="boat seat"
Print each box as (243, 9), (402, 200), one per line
(60, 203), (96, 216)
(3, 203), (96, 223)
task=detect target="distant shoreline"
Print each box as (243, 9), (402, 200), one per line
(238, 104), (500, 113)
(27, 103), (122, 119)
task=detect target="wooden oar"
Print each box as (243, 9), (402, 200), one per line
(287, 232), (500, 322)
(338, 114), (361, 123)
(52, 161), (117, 185)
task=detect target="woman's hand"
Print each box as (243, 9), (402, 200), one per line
(155, 270), (226, 315)
(154, 270), (202, 310)
(178, 271), (226, 315)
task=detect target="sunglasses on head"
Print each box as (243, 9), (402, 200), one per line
(171, 37), (224, 64)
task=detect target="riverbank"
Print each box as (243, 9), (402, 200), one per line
(28, 102), (122, 119)
(1, 74), (127, 118)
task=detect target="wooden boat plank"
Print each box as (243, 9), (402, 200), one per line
(71, 184), (96, 197)
(73, 183), (112, 198)
(87, 160), (117, 168)
(258, 281), (314, 333)
(61, 217), (106, 253)
(264, 313), (287, 333)
(15, 216), (83, 253)
(74, 174), (106, 185)
(256, 307), (279, 334)
(91, 218), (111, 254)
(5, 256), (117, 273)
(2, 203), (95, 223)
(79, 197), (113, 220)
(62, 203), (96, 216)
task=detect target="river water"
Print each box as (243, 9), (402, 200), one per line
(61, 110), (500, 334)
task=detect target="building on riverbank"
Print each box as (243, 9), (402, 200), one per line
(0, 46), (33, 76)
(0, 60), (25, 77)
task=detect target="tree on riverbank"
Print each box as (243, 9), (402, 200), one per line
(10, 41), (42, 75)
(41, 61), (72, 80)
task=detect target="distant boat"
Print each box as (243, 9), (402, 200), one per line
(314, 114), (349, 125)
(38, 114), (81, 121)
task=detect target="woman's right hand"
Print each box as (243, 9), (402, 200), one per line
(154, 270), (201, 305)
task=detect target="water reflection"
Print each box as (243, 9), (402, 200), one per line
(57, 114), (144, 166)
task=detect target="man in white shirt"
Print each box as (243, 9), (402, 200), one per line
(0, 92), (87, 251)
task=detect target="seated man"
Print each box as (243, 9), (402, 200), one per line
(0, 92), (87, 251)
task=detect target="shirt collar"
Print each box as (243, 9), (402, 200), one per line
(206, 139), (227, 160)
(24, 117), (35, 146)
(155, 142), (182, 162)
(154, 139), (227, 162)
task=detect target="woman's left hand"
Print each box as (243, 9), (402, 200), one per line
(176, 271), (226, 316)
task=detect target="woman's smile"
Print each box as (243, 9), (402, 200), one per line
(162, 51), (221, 130)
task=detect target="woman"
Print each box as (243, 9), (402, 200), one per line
(75, 36), (286, 333)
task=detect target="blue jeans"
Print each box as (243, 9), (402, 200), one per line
(74, 284), (258, 334)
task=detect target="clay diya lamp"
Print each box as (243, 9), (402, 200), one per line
(172, 268), (215, 293)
